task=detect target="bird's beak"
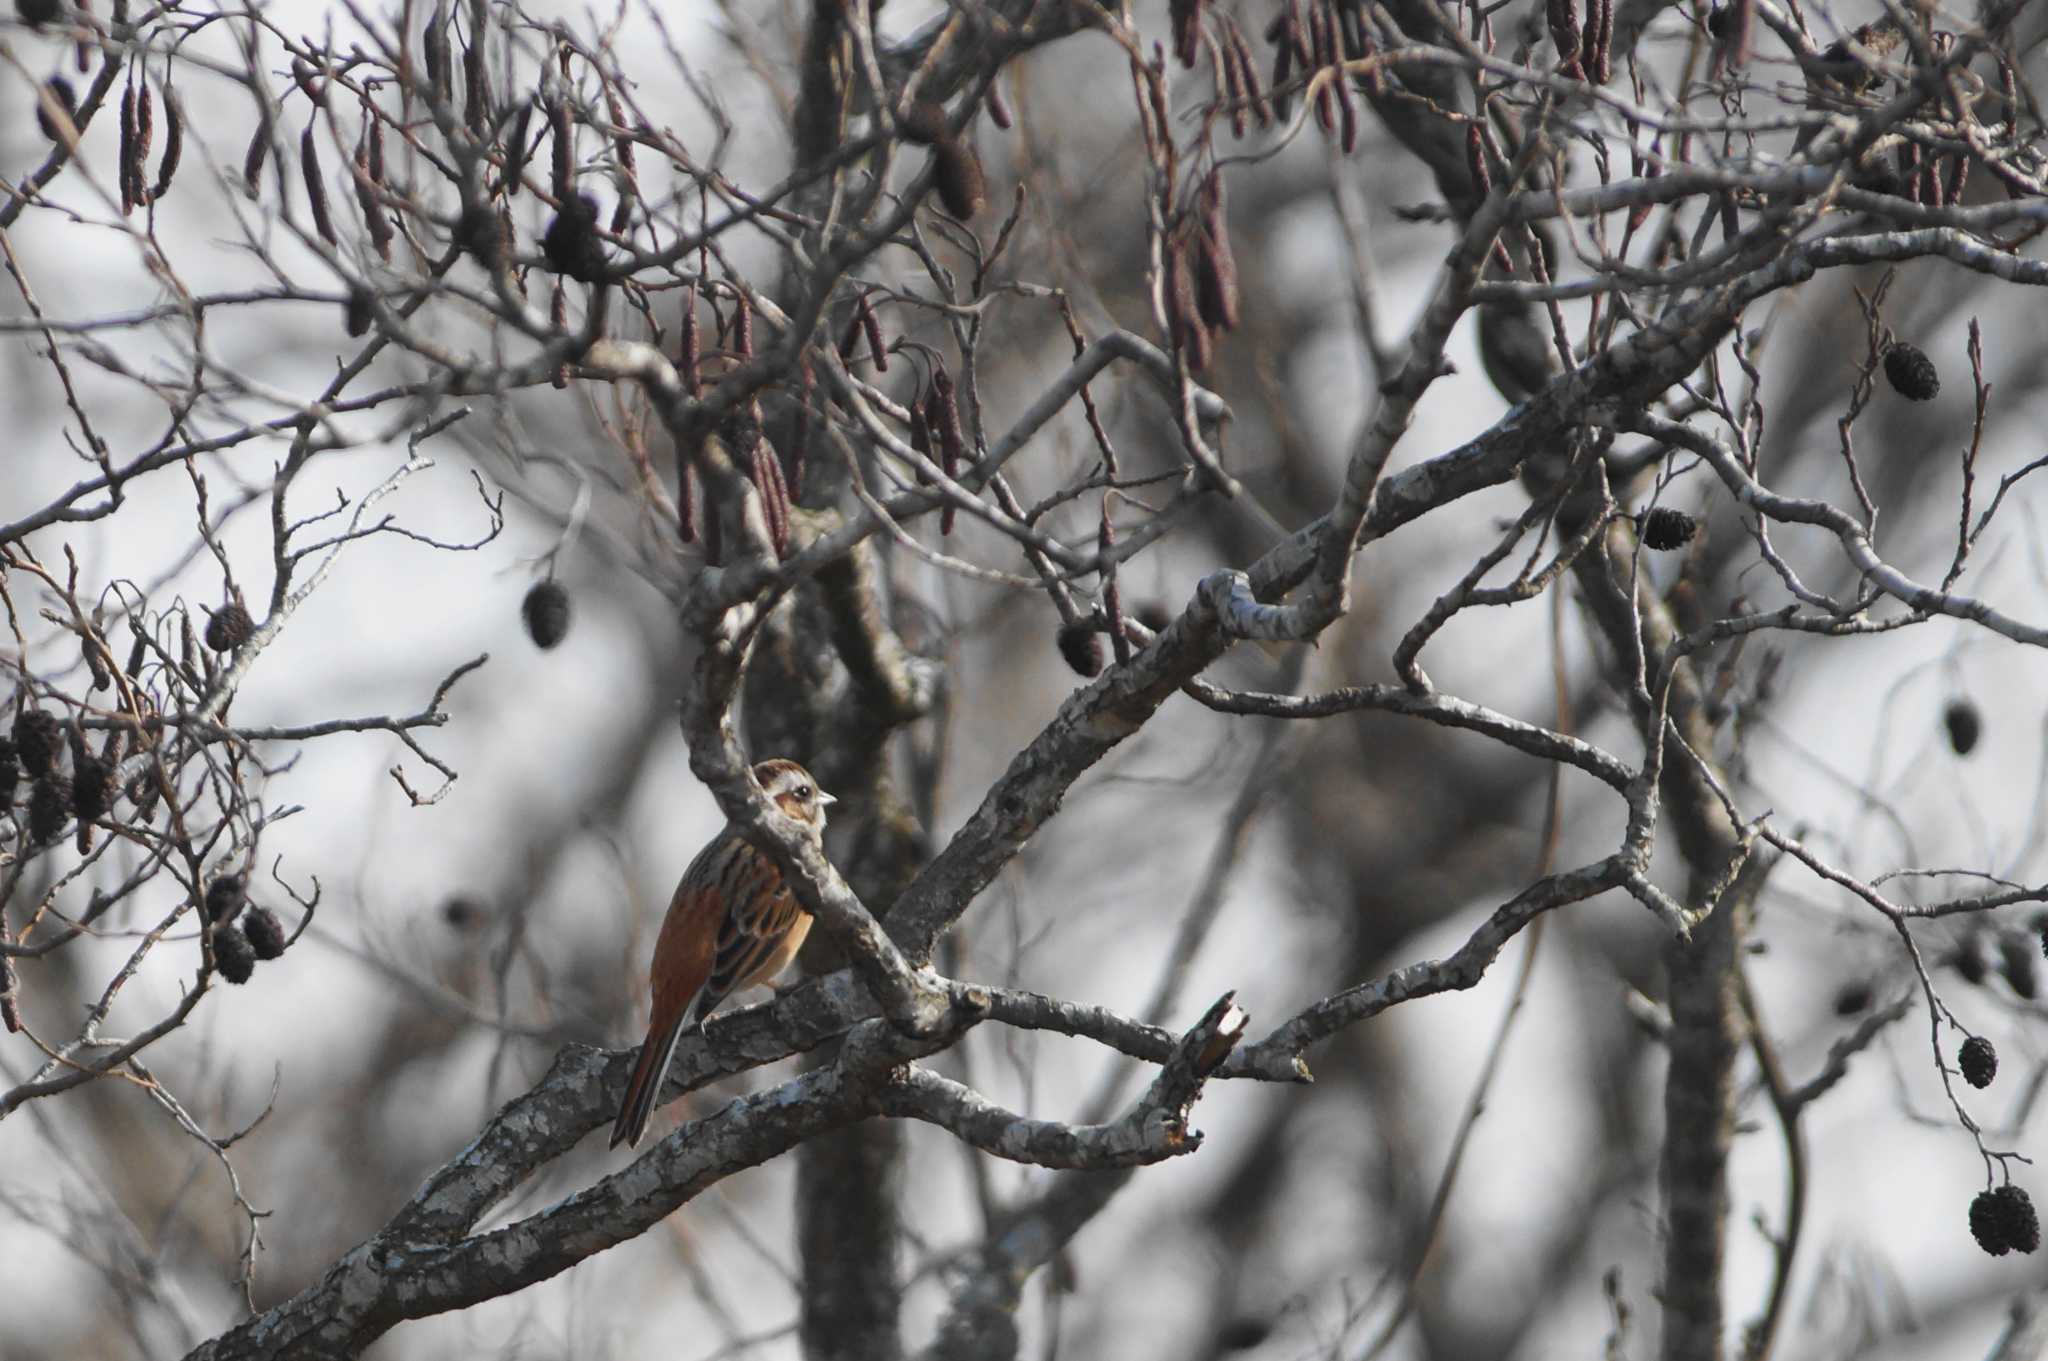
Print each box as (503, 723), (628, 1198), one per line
(819, 791), (838, 806)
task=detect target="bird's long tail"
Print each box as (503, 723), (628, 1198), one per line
(610, 1002), (696, 1150)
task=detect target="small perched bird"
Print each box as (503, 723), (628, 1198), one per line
(610, 758), (834, 1149)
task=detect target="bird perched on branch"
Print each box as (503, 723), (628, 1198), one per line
(610, 758), (834, 1149)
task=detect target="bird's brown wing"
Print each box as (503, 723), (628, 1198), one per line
(705, 848), (803, 1002)
(610, 843), (727, 1149)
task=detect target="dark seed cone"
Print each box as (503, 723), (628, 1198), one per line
(1998, 1186), (2041, 1254)
(0, 738), (17, 807)
(932, 139), (986, 220)
(206, 873), (247, 924)
(345, 286), (374, 337)
(16, 0), (60, 27)
(1959, 1035), (1997, 1088)
(1831, 981), (1871, 1015)
(1955, 932), (1989, 985)
(71, 755), (111, 822)
(1944, 699), (1981, 756)
(1057, 622), (1105, 678)
(213, 924), (257, 985)
(442, 896), (485, 929)
(243, 906), (287, 960)
(37, 77), (76, 141)
(522, 580), (571, 649)
(28, 777), (70, 845)
(13, 710), (60, 779)
(1971, 1185), (2040, 1256)
(1883, 342), (1940, 400)
(1640, 506), (1698, 550)
(1998, 932), (2038, 1000)
(454, 203), (507, 270)
(899, 100), (950, 144)
(206, 602), (254, 651)
(1971, 1189), (2010, 1255)
(543, 192), (609, 283)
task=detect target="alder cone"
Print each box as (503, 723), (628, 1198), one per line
(1639, 507), (1697, 550)
(1971, 1185), (2040, 1256)
(1057, 622), (1105, 677)
(1999, 932), (2038, 1000)
(543, 192), (608, 282)
(1883, 342), (1939, 400)
(28, 777), (69, 845)
(454, 203), (507, 270)
(522, 580), (571, 649)
(1943, 698), (1980, 755)
(244, 906), (288, 960)
(213, 924), (257, 984)
(932, 140), (985, 219)
(206, 602), (254, 651)
(1959, 1035), (1997, 1088)
(71, 755), (112, 821)
(13, 709), (60, 778)
(345, 286), (374, 337)
(206, 873), (247, 924)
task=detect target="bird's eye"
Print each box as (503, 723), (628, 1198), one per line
(793, 784), (812, 800)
